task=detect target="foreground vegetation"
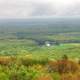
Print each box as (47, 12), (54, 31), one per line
(0, 40), (79, 80)
(0, 55), (79, 80)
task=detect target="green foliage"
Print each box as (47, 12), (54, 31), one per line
(51, 72), (60, 80)
(9, 67), (37, 80)
(0, 72), (9, 80)
(0, 36), (79, 80)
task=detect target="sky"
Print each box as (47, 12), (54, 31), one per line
(0, 0), (80, 18)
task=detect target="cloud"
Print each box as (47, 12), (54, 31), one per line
(0, 0), (80, 18)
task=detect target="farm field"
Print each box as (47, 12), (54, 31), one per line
(0, 40), (80, 59)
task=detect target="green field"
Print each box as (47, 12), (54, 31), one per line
(0, 39), (80, 60)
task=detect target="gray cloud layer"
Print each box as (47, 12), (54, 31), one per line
(0, 0), (80, 18)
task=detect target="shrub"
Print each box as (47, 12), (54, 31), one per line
(9, 65), (39, 80)
(48, 59), (79, 74)
(0, 56), (16, 66)
(20, 56), (48, 66)
(51, 72), (60, 80)
(36, 75), (53, 80)
(0, 72), (9, 80)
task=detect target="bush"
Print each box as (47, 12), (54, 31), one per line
(20, 56), (48, 66)
(48, 59), (79, 74)
(0, 72), (9, 80)
(9, 65), (39, 80)
(51, 72), (60, 80)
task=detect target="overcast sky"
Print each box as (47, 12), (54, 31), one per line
(0, 0), (80, 18)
